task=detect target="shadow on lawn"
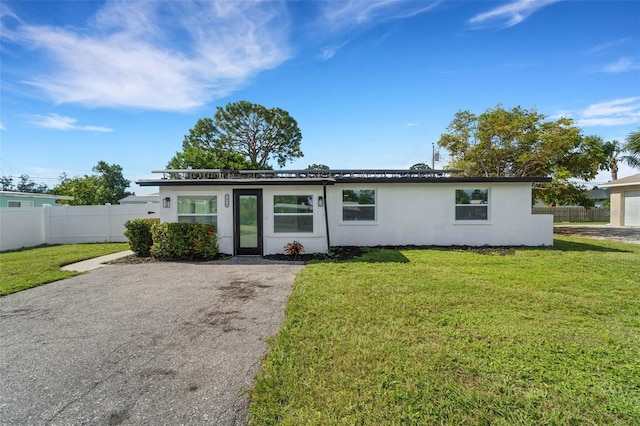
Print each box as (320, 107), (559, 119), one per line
(552, 238), (633, 253)
(351, 249), (411, 263)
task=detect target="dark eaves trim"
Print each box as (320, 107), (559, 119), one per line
(136, 176), (552, 187)
(137, 178), (337, 187)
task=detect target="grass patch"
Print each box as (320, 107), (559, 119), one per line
(554, 222), (609, 226)
(250, 236), (640, 425)
(0, 243), (129, 296)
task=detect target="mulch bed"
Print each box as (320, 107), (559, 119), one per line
(113, 245), (516, 265)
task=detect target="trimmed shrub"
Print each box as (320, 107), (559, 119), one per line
(124, 218), (160, 257)
(150, 222), (218, 260)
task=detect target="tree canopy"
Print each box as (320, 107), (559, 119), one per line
(410, 163), (431, 170)
(167, 146), (258, 170)
(623, 128), (640, 169)
(169, 100), (303, 170)
(593, 129), (640, 181)
(0, 175), (49, 193)
(306, 164), (330, 170)
(51, 161), (133, 205)
(437, 105), (603, 206)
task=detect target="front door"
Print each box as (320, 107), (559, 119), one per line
(234, 189), (263, 255)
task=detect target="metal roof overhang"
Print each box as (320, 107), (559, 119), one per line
(136, 176), (551, 187)
(137, 178), (337, 187)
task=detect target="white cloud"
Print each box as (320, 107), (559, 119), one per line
(576, 97), (640, 127)
(318, 40), (350, 61)
(469, 0), (560, 29)
(317, 1), (439, 59)
(0, 123), (5, 130)
(28, 114), (114, 132)
(601, 57), (639, 74)
(588, 38), (628, 55)
(3, 1), (291, 111)
(406, 122), (420, 127)
(320, 0), (440, 32)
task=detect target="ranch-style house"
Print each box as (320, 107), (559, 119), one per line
(137, 169), (553, 256)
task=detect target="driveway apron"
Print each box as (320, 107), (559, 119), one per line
(0, 262), (304, 425)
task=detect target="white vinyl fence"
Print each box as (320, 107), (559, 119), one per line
(0, 203), (160, 252)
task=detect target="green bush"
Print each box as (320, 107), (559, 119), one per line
(124, 218), (160, 257)
(150, 222), (218, 260)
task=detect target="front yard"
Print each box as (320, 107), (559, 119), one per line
(0, 243), (129, 296)
(250, 236), (640, 424)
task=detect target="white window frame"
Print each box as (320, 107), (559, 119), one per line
(8, 200), (34, 208)
(177, 196), (218, 228)
(273, 194), (314, 233)
(454, 188), (490, 222)
(341, 188), (377, 223)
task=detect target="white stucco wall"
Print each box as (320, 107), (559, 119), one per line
(328, 182), (552, 248)
(158, 185), (327, 255)
(158, 181), (553, 255)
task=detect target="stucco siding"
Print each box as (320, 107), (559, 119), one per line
(607, 184), (640, 227)
(159, 181), (552, 255)
(328, 182), (552, 248)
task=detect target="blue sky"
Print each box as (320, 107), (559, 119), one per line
(1, 0), (639, 195)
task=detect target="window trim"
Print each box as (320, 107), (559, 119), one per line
(341, 188), (377, 224)
(454, 188), (490, 222)
(7, 200), (34, 208)
(273, 194), (315, 234)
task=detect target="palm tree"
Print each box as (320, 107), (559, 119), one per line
(601, 139), (623, 181)
(622, 128), (640, 169)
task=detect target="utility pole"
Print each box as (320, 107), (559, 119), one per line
(431, 143), (440, 169)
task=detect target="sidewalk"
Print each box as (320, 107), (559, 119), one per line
(61, 250), (134, 272)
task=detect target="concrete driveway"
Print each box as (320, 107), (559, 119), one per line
(0, 261), (304, 425)
(554, 225), (640, 244)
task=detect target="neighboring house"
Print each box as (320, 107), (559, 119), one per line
(599, 173), (640, 227)
(119, 193), (160, 205)
(0, 191), (73, 208)
(137, 169), (554, 255)
(586, 188), (610, 207)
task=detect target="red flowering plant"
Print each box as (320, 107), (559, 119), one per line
(284, 241), (304, 258)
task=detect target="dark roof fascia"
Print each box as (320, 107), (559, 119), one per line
(137, 176), (551, 187)
(332, 177), (552, 184)
(137, 178), (336, 187)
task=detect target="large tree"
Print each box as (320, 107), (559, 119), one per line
(51, 161), (133, 205)
(166, 146), (257, 170)
(596, 138), (623, 181)
(592, 130), (640, 181)
(171, 101), (303, 169)
(437, 105), (603, 206)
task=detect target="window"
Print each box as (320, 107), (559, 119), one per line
(177, 196), (217, 228)
(273, 195), (313, 233)
(342, 189), (376, 221)
(455, 189), (489, 220)
(7, 200), (34, 208)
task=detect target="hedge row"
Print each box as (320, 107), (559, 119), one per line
(124, 219), (218, 260)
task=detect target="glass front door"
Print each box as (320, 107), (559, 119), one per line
(234, 189), (262, 255)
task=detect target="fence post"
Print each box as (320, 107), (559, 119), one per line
(63, 205), (69, 244)
(105, 203), (111, 242)
(42, 204), (51, 245)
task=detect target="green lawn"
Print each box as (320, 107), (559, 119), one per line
(0, 243), (129, 296)
(250, 236), (640, 425)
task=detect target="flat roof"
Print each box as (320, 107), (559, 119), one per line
(137, 169), (551, 187)
(0, 191), (74, 201)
